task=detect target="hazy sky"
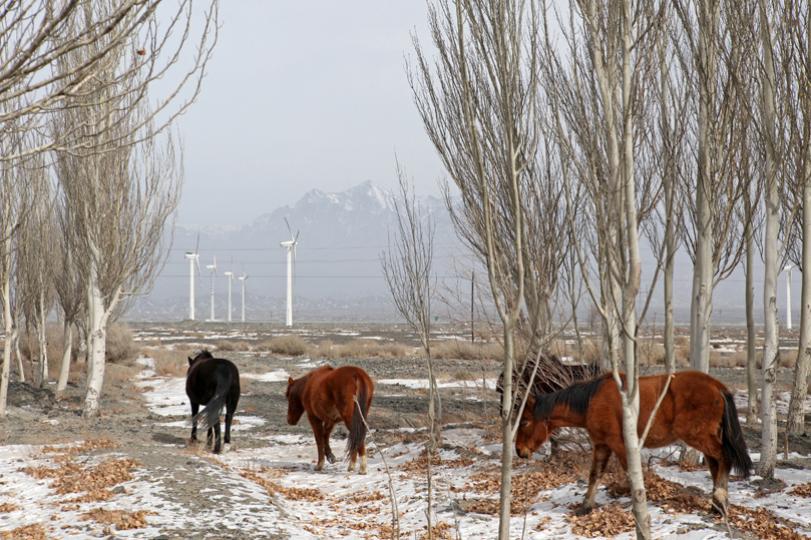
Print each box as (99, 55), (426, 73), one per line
(174, 1), (443, 227)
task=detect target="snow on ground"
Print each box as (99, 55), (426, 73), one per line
(3, 358), (810, 539)
(241, 369), (290, 383)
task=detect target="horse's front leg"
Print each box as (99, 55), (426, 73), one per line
(576, 444), (612, 516)
(190, 402), (200, 441)
(308, 414), (327, 471)
(323, 421), (336, 464)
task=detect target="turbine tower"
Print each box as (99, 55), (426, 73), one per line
(183, 234), (200, 320)
(206, 256), (217, 321)
(224, 270), (234, 323)
(238, 273), (248, 323)
(280, 218), (299, 327)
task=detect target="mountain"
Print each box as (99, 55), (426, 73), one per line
(127, 181), (469, 322)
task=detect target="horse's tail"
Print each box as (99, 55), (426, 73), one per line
(721, 390), (752, 478)
(347, 374), (371, 456)
(196, 368), (233, 432)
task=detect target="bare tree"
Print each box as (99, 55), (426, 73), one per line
(410, 1), (549, 536)
(15, 166), (57, 389)
(671, 0), (752, 373)
(381, 160), (439, 538)
(53, 200), (85, 396)
(783, 1), (811, 437)
(0, 0), (218, 158)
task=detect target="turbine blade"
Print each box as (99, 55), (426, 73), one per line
(195, 232), (200, 254)
(284, 217), (293, 238)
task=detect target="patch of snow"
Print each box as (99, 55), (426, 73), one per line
(241, 370), (290, 383)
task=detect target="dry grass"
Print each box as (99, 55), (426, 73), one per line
(102, 362), (140, 390)
(214, 340), (252, 352)
(0, 523), (47, 540)
(106, 324), (138, 364)
(257, 336), (308, 356)
(430, 340), (502, 361)
(312, 339), (411, 360)
(144, 347), (191, 377)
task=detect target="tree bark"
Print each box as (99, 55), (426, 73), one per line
(497, 325), (515, 539)
(57, 322), (73, 396)
(0, 267), (13, 417)
(786, 10), (811, 436)
(745, 211), (759, 424)
(758, 0), (780, 479)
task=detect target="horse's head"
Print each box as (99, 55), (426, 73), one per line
(285, 377), (304, 425)
(187, 349), (214, 373)
(515, 394), (550, 459)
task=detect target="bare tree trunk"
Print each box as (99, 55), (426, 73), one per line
(83, 254), (118, 418)
(36, 291), (48, 388)
(664, 177), (676, 373)
(0, 268), (13, 416)
(787, 10), (811, 436)
(13, 332), (24, 384)
(57, 322), (73, 396)
(498, 325), (515, 539)
(758, 0), (780, 479)
(745, 213), (759, 424)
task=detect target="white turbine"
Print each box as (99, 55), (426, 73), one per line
(224, 270), (234, 323)
(184, 234), (200, 320)
(238, 273), (248, 323)
(280, 218), (299, 327)
(206, 256), (217, 321)
(786, 264), (793, 330)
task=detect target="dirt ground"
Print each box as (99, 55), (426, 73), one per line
(0, 323), (809, 539)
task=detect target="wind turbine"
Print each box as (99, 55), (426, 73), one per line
(238, 273), (248, 323)
(206, 256), (217, 321)
(224, 268), (234, 323)
(280, 218), (299, 327)
(184, 234), (200, 320)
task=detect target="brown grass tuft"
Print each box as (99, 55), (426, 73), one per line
(258, 336), (308, 356)
(81, 509), (151, 531)
(430, 340), (502, 361)
(313, 339), (410, 360)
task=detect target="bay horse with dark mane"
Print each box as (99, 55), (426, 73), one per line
(496, 354), (602, 412)
(515, 371), (751, 515)
(286, 365), (374, 474)
(186, 350), (240, 454)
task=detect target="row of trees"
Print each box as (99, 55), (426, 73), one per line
(0, 0), (218, 417)
(399, 0), (811, 538)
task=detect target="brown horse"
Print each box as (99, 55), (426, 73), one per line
(515, 371), (751, 515)
(286, 365), (374, 474)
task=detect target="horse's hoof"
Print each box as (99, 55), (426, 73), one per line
(710, 500), (727, 517)
(326, 453), (336, 464)
(574, 505), (594, 516)
(358, 468), (367, 475)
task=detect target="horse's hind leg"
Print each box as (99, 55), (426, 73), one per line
(206, 427), (213, 449)
(358, 439), (367, 475)
(190, 403), (200, 441)
(213, 419), (222, 454)
(323, 421), (336, 464)
(706, 456), (729, 515)
(225, 397), (237, 445)
(576, 444), (611, 516)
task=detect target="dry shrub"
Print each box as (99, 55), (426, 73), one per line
(103, 362), (139, 389)
(779, 350), (797, 369)
(105, 324), (137, 364)
(418, 522), (455, 540)
(214, 340), (251, 352)
(638, 341), (665, 367)
(675, 343), (690, 368)
(674, 335), (689, 348)
(710, 354), (738, 369)
(0, 503), (19, 513)
(0, 523), (46, 540)
(430, 340), (502, 361)
(81, 509), (150, 530)
(313, 339), (409, 360)
(146, 348), (189, 377)
(258, 336), (308, 356)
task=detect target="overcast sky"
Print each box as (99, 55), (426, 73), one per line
(174, 1), (443, 227)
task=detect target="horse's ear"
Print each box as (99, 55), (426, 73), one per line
(287, 377), (294, 385)
(188, 357), (194, 366)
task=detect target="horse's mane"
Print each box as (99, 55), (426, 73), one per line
(196, 349), (214, 360)
(286, 372), (310, 400)
(533, 373), (609, 420)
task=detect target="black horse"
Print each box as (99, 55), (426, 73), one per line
(186, 350), (240, 453)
